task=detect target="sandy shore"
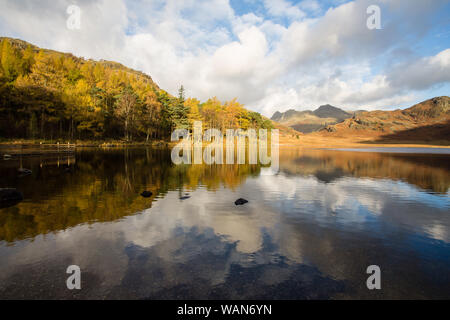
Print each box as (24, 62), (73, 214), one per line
(279, 135), (450, 149)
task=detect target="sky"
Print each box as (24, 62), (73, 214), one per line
(0, 0), (449, 116)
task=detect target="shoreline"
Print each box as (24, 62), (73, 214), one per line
(278, 135), (450, 149)
(1, 140), (449, 149)
(279, 142), (450, 149)
(0, 140), (169, 148)
(1, 136), (449, 153)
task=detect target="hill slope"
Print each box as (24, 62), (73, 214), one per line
(1, 37), (160, 89)
(317, 97), (450, 144)
(0, 37), (277, 142)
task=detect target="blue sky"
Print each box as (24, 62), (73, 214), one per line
(0, 0), (449, 116)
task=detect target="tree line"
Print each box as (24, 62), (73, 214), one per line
(0, 38), (273, 142)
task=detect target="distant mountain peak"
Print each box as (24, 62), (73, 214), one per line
(313, 104), (350, 120)
(271, 108), (308, 121)
(318, 104), (334, 108)
(318, 96), (450, 143)
(270, 104), (351, 133)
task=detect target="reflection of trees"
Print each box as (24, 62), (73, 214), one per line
(119, 148), (133, 194)
(279, 148), (450, 193)
(0, 148), (261, 242)
(1, 147), (448, 243)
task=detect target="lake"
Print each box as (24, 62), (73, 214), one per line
(0, 147), (449, 299)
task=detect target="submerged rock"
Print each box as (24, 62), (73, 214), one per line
(18, 168), (32, 175)
(64, 166), (73, 173)
(141, 191), (153, 198)
(234, 198), (248, 206)
(0, 188), (24, 208)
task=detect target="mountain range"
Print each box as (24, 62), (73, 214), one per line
(271, 97), (450, 145)
(317, 96), (450, 144)
(1, 37), (448, 145)
(271, 104), (353, 133)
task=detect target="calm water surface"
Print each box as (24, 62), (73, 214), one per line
(0, 147), (449, 299)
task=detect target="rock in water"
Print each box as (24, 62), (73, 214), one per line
(0, 188), (23, 201)
(141, 191), (153, 198)
(0, 188), (24, 208)
(18, 168), (32, 175)
(234, 198), (248, 206)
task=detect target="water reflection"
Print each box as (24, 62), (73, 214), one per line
(0, 147), (449, 299)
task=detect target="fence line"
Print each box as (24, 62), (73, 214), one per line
(1, 143), (76, 157)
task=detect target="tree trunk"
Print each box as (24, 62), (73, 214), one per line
(40, 113), (45, 139)
(70, 116), (74, 141)
(124, 118), (128, 141)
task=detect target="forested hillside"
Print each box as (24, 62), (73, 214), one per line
(0, 38), (272, 142)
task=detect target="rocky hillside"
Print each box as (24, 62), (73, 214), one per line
(318, 97), (450, 144)
(271, 105), (352, 133)
(1, 37), (159, 89)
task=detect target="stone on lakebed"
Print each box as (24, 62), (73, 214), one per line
(234, 198), (248, 206)
(141, 191), (153, 198)
(0, 188), (24, 208)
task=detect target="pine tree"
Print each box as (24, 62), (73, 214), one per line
(178, 85), (185, 103)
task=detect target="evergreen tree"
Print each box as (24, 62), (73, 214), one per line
(178, 85), (185, 103)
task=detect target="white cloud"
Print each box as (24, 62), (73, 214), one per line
(299, 0), (321, 13)
(0, 0), (449, 117)
(387, 49), (450, 91)
(263, 0), (306, 21)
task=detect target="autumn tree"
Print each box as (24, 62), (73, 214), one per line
(115, 86), (139, 141)
(0, 38), (272, 142)
(1, 40), (19, 82)
(139, 88), (161, 141)
(201, 97), (222, 129)
(185, 98), (202, 128)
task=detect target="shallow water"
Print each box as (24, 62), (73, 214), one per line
(331, 147), (450, 154)
(0, 147), (449, 299)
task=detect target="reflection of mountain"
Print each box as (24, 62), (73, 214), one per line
(279, 148), (450, 193)
(313, 168), (345, 184)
